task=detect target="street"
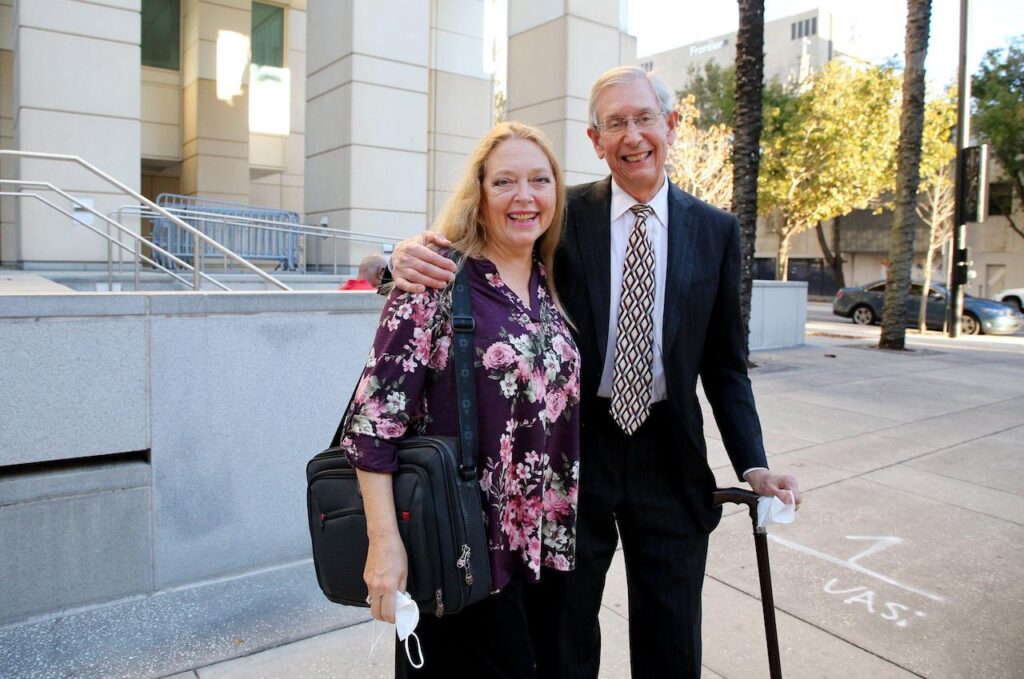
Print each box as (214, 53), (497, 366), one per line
(807, 300), (1024, 340)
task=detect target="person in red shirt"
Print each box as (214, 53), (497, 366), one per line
(339, 254), (388, 291)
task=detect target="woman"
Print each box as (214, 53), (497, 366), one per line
(340, 122), (581, 678)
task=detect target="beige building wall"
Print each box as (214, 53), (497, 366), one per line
(507, 0), (636, 187)
(10, 0), (142, 266)
(638, 9), (834, 94)
(304, 0), (430, 269)
(427, 0), (493, 222)
(141, 67), (182, 163)
(180, 0), (250, 203)
(249, 0), (305, 214)
(1, 0), (14, 264)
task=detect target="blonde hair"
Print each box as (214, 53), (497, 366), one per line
(434, 121), (568, 313)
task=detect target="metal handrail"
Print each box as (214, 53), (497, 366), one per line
(0, 190), (202, 291)
(116, 205), (400, 275)
(0, 180), (231, 291)
(0, 150), (291, 291)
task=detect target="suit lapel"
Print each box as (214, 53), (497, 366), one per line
(577, 178), (613, 367)
(663, 183), (697, 352)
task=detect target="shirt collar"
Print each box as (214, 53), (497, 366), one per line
(610, 174), (670, 228)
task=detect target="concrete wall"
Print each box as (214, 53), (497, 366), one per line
(749, 280), (807, 350)
(0, 280), (804, 625)
(0, 290), (383, 623)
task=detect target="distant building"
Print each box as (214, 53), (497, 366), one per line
(635, 9), (1024, 298)
(637, 9), (836, 92)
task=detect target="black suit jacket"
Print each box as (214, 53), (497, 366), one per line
(554, 177), (767, 529)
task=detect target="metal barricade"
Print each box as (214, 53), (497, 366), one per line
(151, 194), (302, 270)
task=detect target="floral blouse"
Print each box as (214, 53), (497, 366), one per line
(341, 256), (581, 592)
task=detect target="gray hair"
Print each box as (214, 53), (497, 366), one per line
(357, 253), (388, 280)
(588, 66), (674, 129)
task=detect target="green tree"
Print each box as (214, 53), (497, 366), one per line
(880, 0), (932, 350)
(679, 61), (736, 129)
(759, 61), (900, 280)
(972, 35), (1024, 239)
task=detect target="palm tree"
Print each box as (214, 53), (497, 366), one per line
(733, 0), (765, 361)
(880, 0), (932, 350)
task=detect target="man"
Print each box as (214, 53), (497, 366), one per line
(339, 253), (388, 291)
(390, 66), (800, 678)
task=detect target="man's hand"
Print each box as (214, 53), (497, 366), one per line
(391, 232), (457, 293)
(744, 469), (802, 509)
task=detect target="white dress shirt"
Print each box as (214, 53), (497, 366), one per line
(595, 174), (766, 481)
(597, 175), (669, 402)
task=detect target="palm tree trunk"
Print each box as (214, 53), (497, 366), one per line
(732, 0), (766, 361)
(880, 0), (932, 350)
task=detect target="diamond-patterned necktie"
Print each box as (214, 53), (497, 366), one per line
(610, 204), (655, 435)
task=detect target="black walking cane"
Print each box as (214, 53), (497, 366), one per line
(713, 487), (782, 679)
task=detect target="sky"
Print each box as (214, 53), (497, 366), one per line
(628, 0), (1024, 90)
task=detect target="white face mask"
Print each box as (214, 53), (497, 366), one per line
(369, 590), (424, 669)
(757, 490), (796, 528)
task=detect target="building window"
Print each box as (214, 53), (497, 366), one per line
(141, 0), (180, 70)
(989, 181), (1014, 216)
(811, 16), (818, 36)
(252, 2), (285, 67)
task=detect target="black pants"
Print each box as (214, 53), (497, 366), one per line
(395, 575), (563, 678)
(545, 401), (710, 679)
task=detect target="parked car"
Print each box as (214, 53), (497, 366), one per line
(833, 280), (1022, 335)
(993, 287), (1024, 313)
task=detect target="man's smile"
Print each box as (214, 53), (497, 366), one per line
(622, 150), (653, 163)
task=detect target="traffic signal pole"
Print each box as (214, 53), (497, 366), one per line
(948, 0), (970, 337)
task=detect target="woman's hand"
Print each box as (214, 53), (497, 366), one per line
(355, 469), (409, 622)
(392, 232), (456, 293)
(365, 531), (409, 623)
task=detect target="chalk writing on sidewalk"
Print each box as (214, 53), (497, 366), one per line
(769, 534), (944, 629)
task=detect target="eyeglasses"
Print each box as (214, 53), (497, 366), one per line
(594, 111), (664, 135)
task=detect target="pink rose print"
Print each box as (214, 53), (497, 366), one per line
(376, 419), (405, 439)
(499, 434), (513, 466)
(344, 259), (580, 590)
(552, 334), (575, 362)
(545, 389), (567, 422)
(430, 334), (450, 370)
(354, 375), (372, 404)
(361, 397), (384, 420)
(482, 342), (517, 370)
(543, 488), (571, 521)
(411, 327), (432, 364)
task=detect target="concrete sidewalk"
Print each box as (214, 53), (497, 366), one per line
(12, 328), (1024, 679)
(175, 328), (1024, 679)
